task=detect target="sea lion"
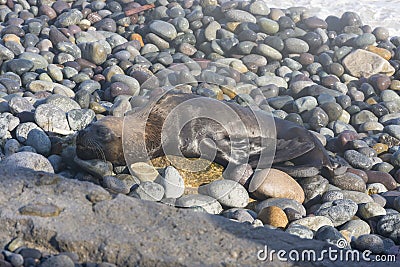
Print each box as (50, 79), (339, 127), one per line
(76, 92), (333, 177)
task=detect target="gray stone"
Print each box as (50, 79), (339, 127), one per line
(225, 10), (256, 23)
(175, 194), (223, 214)
(40, 255), (75, 267)
(149, 20), (177, 41)
(314, 199), (358, 226)
(198, 180), (249, 208)
(67, 109), (95, 131)
(353, 234), (384, 254)
(0, 151), (54, 173)
(344, 150), (373, 170)
(25, 128), (51, 156)
(34, 103), (72, 135)
(130, 181), (165, 202)
(0, 168), (367, 266)
(285, 224), (314, 239)
(156, 166), (185, 199)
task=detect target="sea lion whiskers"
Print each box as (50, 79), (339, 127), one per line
(86, 138), (107, 162)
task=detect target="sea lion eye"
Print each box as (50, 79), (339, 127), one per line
(96, 127), (111, 138)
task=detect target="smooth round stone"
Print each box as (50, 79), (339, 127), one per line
(25, 128), (51, 156)
(359, 121), (384, 132)
(198, 180), (249, 208)
(249, 168), (304, 203)
(4, 139), (21, 156)
(255, 198), (306, 217)
(8, 96), (34, 114)
(103, 65), (124, 82)
(40, 255), (75, 267)
(289, 216), (334, 232)
(175, 194), (223, 214)
(315, 225), (345, 246)
(303, 16), (328, 29)
(320, 102), (343, 122)
(149, 20), (177, 41)
(225, 9), (256, 23)
(373, 27), (390, 41)
(285, 224), (314, 239)
(322, 190), (344, 203)
(129, 181), (164, 201)
(330, 172), (366, 192)
(103, 176), (130, 194)
(384, 125), (400, 140)
(129, 162), (160, 182)
(155, 166), (184, 199)
(371, 194), (387, 208)
(221, 208), (256, 223)
(344, 150), (373, 170)
(0, 151), (54, 173)
(6, 59), (34, 75)
(377, 214), (400, 243)
(55, 9), (83, 27)
(94, 18), (116, 32)
(298, 175), (329, 205)
(365, 170), (397, 190)
(34, 103), (71, 135)
(258, 18), (279, 35)
(222, 163), (253, 186)
(339, 219), (370, 238)
(257, 206), (288, 228)
(67, 109), (95, 131)
(15, 122), (40, 143)
(354, 33), (376, 48)
(248, 1), (270, 16)
(110, 74), (140, 97)
(46, 95), (81, 112)
(284, 38), (309, 54)
(314, 199), (358, 226)
(358, 202), (386, 219)
(256, 44), (282, 61)
(341, 190), (373, 204)
(353, 234), (385, 254)
(74, 157), (113, 178)
(18, 52), (48, 71)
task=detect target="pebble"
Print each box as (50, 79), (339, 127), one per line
(0, 151), (54, 173)
(315, 225), (346, 246)
(257, 206), (288, 228)
(330, 172), (366, 192)
(285, 224), (314, 239)
(34, 103), (72, 135)
(339, 219), (371, 239)
(249, 168), (305, 203)
(376, 214), (400, 243)
(342, 49), (395, 78)
(358, 202), (386, 219)
(344, 150), (373, 170)
(129, 162), (160, 182)
(314, 199), (358, 226)
(289, 216), (334, 232)
(149, 20), (177, 41)
(353, 234), (385, 254)
(198, 180), (249, 208)
(40, 255), (75, 267)
(156, 166), (185, 199)
(129, 181), (164, 202)
(175, 194), (223, 214)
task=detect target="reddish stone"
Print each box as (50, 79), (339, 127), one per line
(365, 170), (397, 190)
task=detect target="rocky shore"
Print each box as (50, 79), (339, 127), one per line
(0, 0), (399, 266)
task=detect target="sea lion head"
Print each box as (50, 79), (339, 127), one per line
(76, 116), (125, 165)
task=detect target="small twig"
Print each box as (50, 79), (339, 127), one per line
(124, 4), (155, 17)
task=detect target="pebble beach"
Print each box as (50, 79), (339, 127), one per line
(0, 0), (399, 266)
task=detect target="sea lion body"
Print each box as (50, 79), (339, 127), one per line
(76, 92), (333, 175)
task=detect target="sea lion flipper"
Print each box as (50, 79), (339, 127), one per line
(273, 138), (315, 163)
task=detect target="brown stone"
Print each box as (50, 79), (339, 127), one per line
(369, 74), (391, 91)
(366, 45), (392, 60)
(346, 168), (368, 182)
(372, 143), (389, 154)
(390, 80), (400, 91)
(365, 170), (397, 190)
(249, 168), (305, 203)
(257, 206), (288, 228)
(130, 33), (144, 47)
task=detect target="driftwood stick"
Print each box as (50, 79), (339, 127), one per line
(124, 4), (155, 17)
